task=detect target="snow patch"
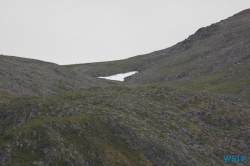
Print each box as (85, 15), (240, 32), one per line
(98, 71), (138, 81)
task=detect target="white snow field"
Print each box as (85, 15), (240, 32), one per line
(98, 71), (138, 81)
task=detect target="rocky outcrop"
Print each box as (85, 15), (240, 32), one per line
(0, 145), (11, 165)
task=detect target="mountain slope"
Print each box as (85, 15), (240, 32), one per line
(1, 84), (249, 165)
(0, 55), (115, 96)
(68, 9), (250, 100)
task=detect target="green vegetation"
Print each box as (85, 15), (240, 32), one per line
(0, 84), (249, 165)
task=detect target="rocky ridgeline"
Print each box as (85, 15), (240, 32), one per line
(68, 9), (250, 101)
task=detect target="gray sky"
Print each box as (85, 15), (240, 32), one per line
(1, 1), (250, 65)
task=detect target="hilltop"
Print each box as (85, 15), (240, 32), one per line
(0, 55), (115, 96)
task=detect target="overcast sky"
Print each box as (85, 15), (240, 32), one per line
(1, 1), (250, 65)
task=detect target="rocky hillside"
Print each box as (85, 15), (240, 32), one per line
(1, 9), (250, 166)
(0, 55), (114, 96)
(68, 9), (250, 100)
(0, 84), (249, 165)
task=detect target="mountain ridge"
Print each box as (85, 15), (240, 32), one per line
(67, 8), (250, 101)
